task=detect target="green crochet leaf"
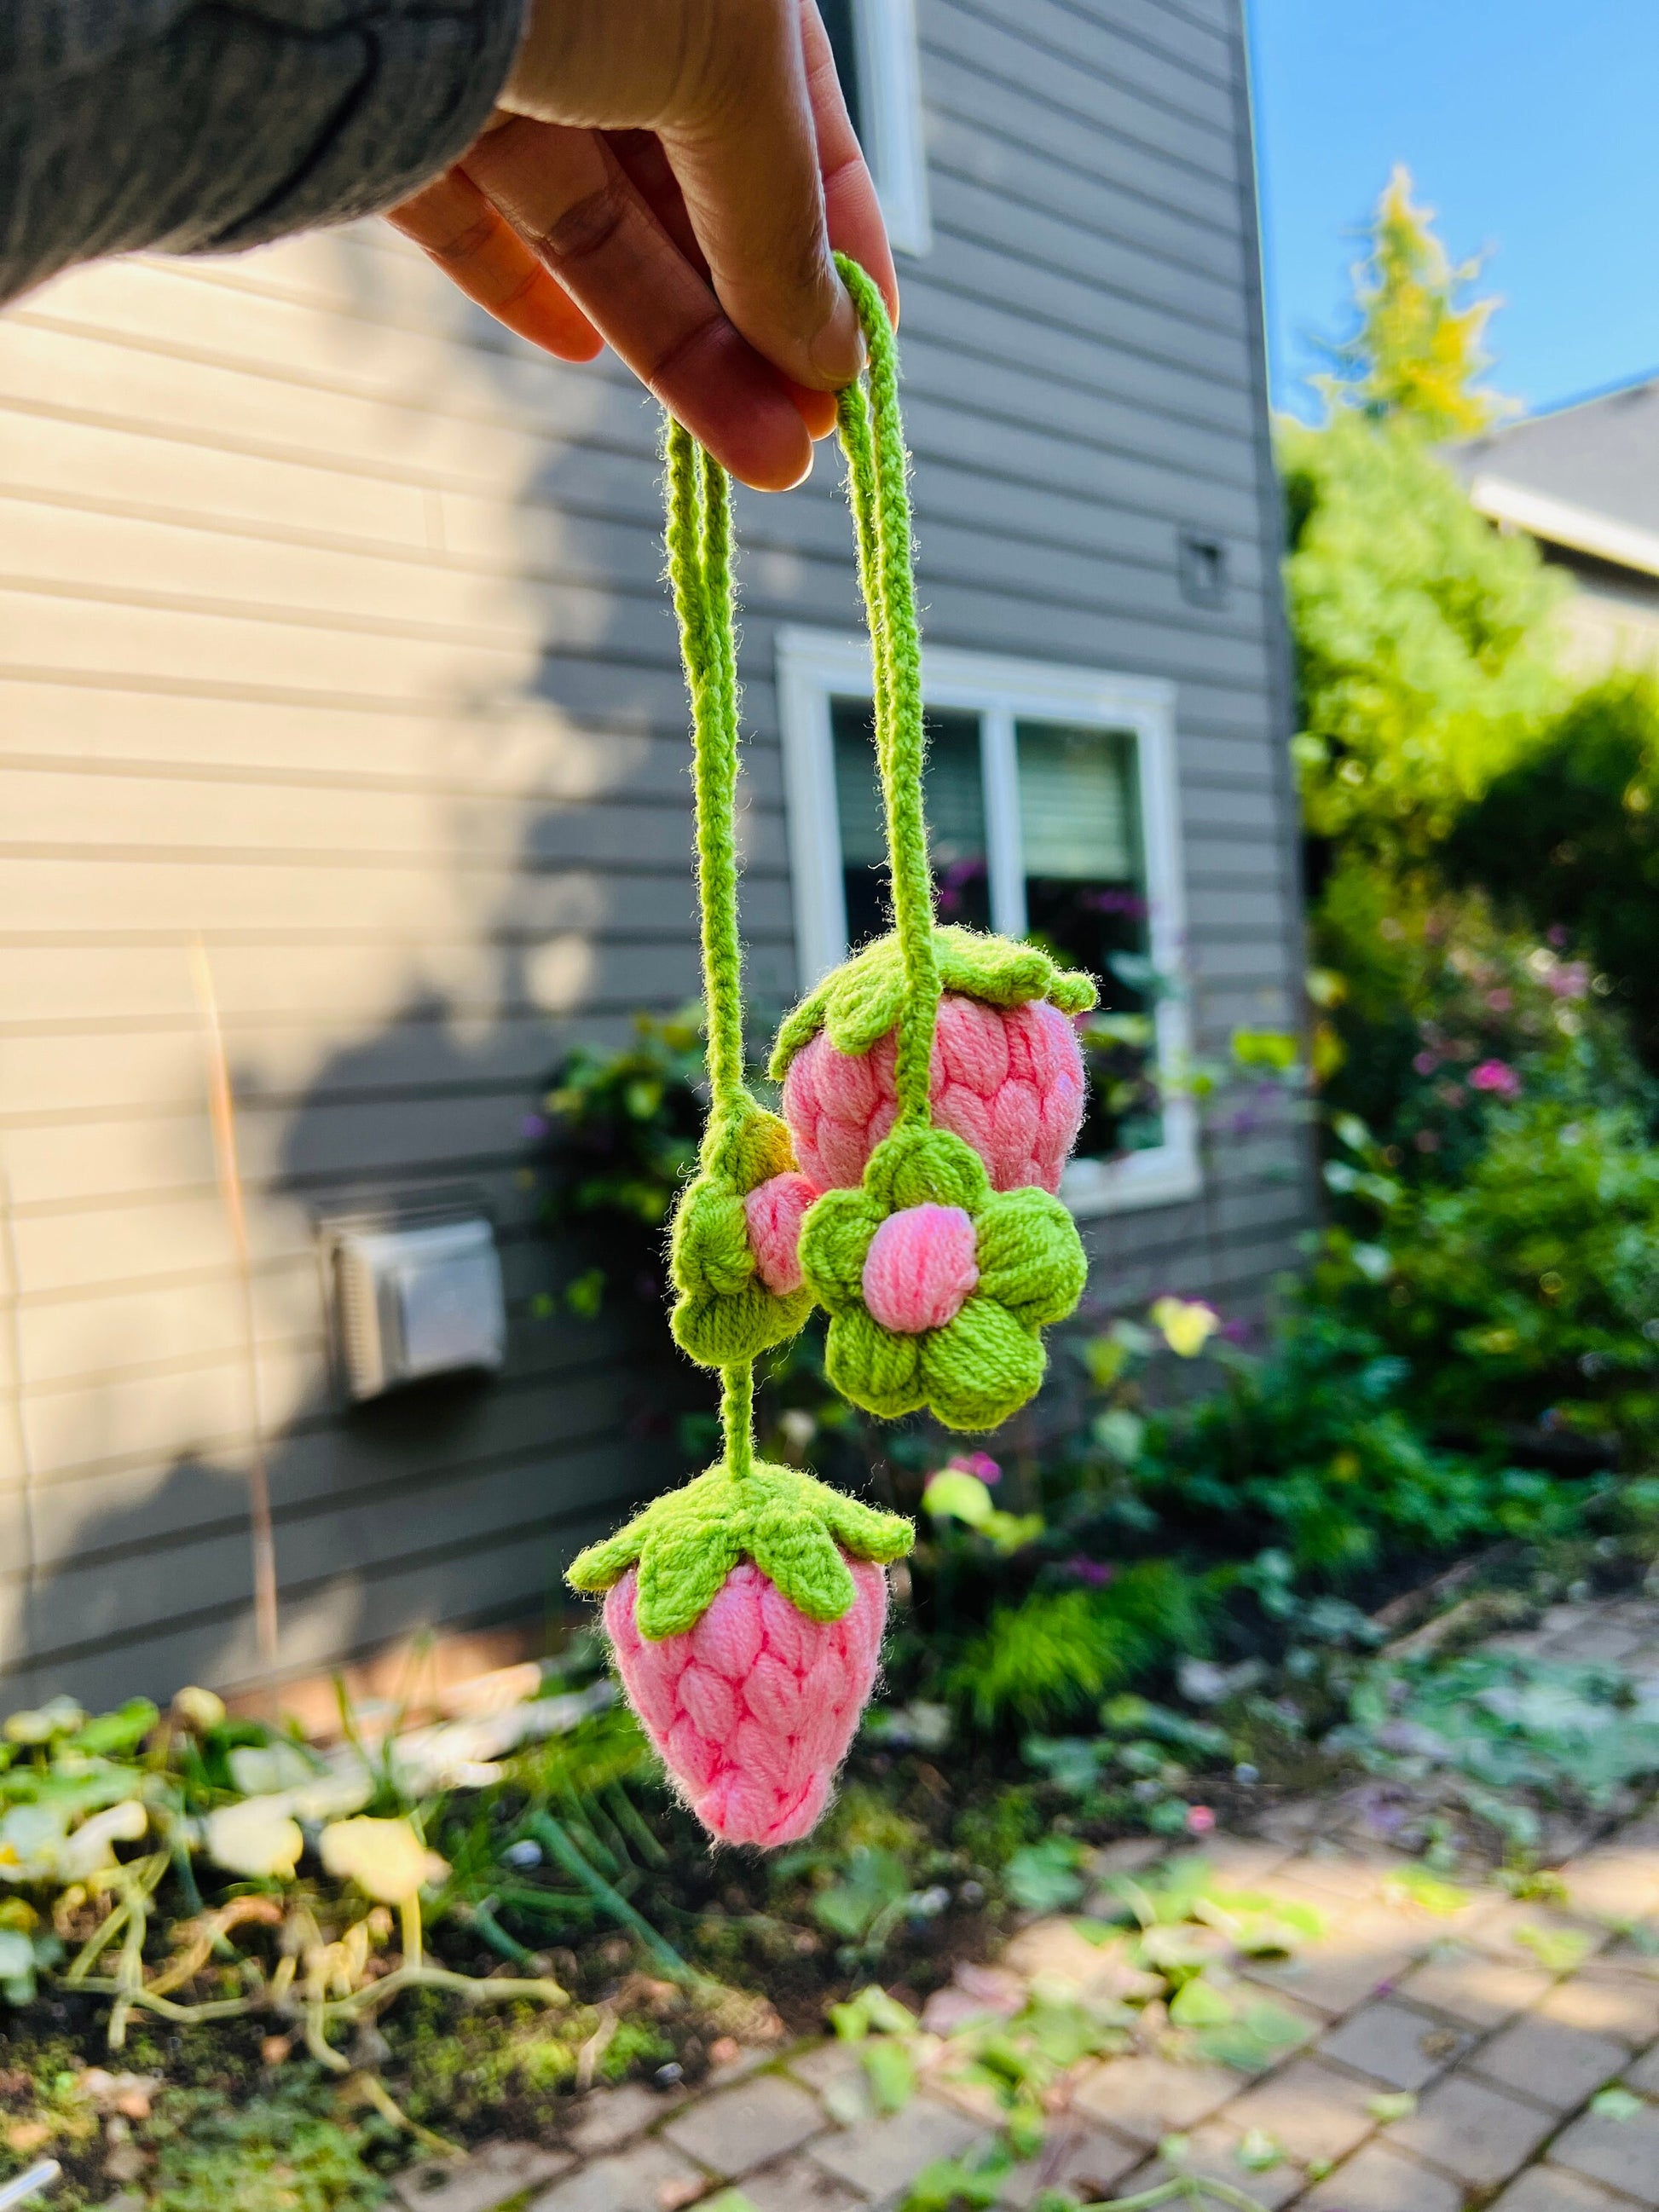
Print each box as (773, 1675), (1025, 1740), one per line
(770, 925), (1097, 1077)
(566, 1461), (912, 1639)
(973, 1186), (1089, 1327)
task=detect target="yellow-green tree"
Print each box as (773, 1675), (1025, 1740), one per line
(1321, 165), (1506, 437)
(1283, 169), (1564, 854)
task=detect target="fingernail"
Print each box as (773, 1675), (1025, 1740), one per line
(811, 281), (866, 388)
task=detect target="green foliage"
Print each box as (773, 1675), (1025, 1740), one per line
(1281, 409), (1564, 852)
(142, 2083), (389, 2212)
(943, 1565), (1212, 1731)
(1134, 1313), (1575, 1576)
(1447, 675), (1659, 1066)
(531, 1008), (707, 1316)
(1319, 166), (1507, 437)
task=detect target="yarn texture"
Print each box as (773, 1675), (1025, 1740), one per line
(783, 982), (1090, 1198)
(604, 1558), (887, 1846)
(798, 1123), (1086, 1430)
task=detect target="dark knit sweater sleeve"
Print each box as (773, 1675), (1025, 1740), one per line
(0, 0), (525, 304)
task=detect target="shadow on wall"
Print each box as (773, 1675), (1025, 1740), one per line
(5, 248), (763, 1712)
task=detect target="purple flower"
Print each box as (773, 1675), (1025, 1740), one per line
(1548, 963), (1590, 1001)
(521, 1113), (550, 1139)
(949, 1450), (1002, 1487)
(1063, 1556), (1116, 1585)
(1469, 1059), (1520, 1099)
(1412, 1051), (1439, 1076)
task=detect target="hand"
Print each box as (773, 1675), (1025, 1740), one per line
(387, 0), (899, 491)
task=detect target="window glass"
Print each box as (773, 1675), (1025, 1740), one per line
(817, 0), (865, 143)
(831, 699), (990, 947)
(1015, 719), (1160, 1158)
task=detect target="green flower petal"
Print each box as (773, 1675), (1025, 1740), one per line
(866, 1125), (987, 1215)
(826, 1304), (925, 1418)
(818, 1487), (914, 1563)
(770, 926), (1096, 1077)
(974, 1187), (1089, 1326)
(636, 1516), (743, 1639)
(921, 1297), (1046, 1432)
(799, 1187), (887, 1311)
(567, 1521), (647, 1593)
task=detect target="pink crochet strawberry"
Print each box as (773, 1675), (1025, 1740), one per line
(567, 1459), (910, 1847)
(772, 927), (1096, 1199)
(603, 1556), (887, 1845)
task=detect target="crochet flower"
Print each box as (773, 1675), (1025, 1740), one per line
(668, 1100), (817, 1367)
(798, 1123), (1087, 1431)
(568, 1462), (911, 1846)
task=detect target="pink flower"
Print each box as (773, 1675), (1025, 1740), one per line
(1412, 1051), (1438, 1076)
(1469, 1059), (1520, 1099)
(949, 1450), (1002, 1486)
(1548, 963), (1589, 1001)
(1485, 989), (1513, 1013)
(1185, 1805), (1217, 1836)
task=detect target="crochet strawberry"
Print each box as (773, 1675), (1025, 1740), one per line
(668, 1100), (817, 1365)
(773, 927), (1096, 1198)
(569, 1461), (909, 1846)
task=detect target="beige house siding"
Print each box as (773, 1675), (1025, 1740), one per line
(0, 0), (1311, 1711)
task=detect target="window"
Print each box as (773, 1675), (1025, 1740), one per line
(777, 630), (1199, 1216)
(816, 0), (933, 257)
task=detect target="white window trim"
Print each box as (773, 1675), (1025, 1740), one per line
(775, 627), (1200, 1218)
(852, 0), (933, 257)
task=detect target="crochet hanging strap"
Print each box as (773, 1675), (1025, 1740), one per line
(565, 405), (910, 1852)
(786, 259), (1093, 1433)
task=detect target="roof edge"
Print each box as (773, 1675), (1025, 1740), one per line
(1468, 473), (1659, 582)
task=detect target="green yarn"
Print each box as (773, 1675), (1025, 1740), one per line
(662, 421), (813, 1375)
(770, 925), (1098, 1079)
(567, 1460), (911, 1641)
(797, 1124), (1087, 1431)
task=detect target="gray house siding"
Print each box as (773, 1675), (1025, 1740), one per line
(0, 0), (1309, 1710)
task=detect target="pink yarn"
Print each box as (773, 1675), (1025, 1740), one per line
(783, 993), (1086, 1196)
(862, 1204), (979, 1333)
(604, 1556), (887, 1847)
(743, 1171), (818, 1296)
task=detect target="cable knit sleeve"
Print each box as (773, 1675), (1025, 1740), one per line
(0, 0), (526, 304)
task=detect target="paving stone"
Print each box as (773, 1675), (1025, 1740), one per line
(734, 2153), (868, 2211)
(1539, 1966), (1659, 2047)
(1396, 1949), (1555, 2028)
(1300, 2141), (1464, 2212)
(1492, 2169), (1639, 2211)
(1086, 1835), (1167, 1880)
(995, 2123), (1143, 2207)
(1561, 1846), (1659, 1924)
(529, 2138), (709, 2212)
(394, 2142), (575, 2212)
(1275, 1851), (1410, 1904)
(1624, 2037), (1659, 2092)
(1222, 2057), (1379, 2169)
(806, 2095), (980, 2201)
(662, 2074), (824, 2179)
(1465, 1898), (1611, 1972)
(565, 2081), (679, 2157)
(1317, 1997), (1471, 2090)
(1550, 2098), (1659, 2204)
(1471, 2016), (1629, 2112)
(1240, 1908), (1422, 2019)
(1390, 2074), (1556, 2188)
(998, 1919), (1161, 2005)
(1068, 2052), (1240, 2143)
(1113, 2128), (1306, 2211)
(785, 2041), (862, 2094)
(1177, 1834), (1288, 1888)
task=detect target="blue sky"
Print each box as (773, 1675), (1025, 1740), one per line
(1246, 0), (1659, 422)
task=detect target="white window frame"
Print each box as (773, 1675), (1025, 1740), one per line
(848, 0), (933, 257)
(775, 627), (1199, 1218)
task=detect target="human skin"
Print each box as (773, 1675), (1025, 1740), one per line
(388, 0), (899, 492)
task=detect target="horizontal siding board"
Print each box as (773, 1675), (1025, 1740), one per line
(920, 50), (1243, 237)
(954, 0), (1237, 128)
(925, 0), (1239, 181)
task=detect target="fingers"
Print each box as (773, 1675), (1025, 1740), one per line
(797, 0), (899, 326)
(462, 117), (814, 491)
(650, 0), (865, 392)
(386, 168), (604, 361)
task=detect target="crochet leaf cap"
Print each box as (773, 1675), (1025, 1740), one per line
(566, 1461), (912, 1641)
(769, 926), (1098, 1079)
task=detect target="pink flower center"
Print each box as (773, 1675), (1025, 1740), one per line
(744, 1170), (817, 1295)
(861, 1204), (979, 1334)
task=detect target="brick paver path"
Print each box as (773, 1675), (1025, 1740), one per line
(394, 1597), (1659, 2212)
